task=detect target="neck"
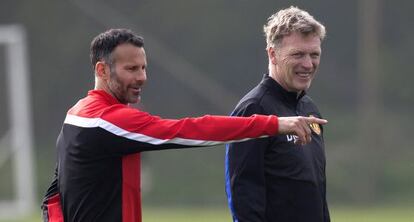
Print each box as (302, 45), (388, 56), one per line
(95, 78), (118, 101)
(267, 71), (303, 96)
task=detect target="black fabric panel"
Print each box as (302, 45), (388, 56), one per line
(55, 125), (201, 222)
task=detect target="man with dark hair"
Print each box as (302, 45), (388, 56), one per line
(41, 28), (327, 222)
(226, 6), (330, 222)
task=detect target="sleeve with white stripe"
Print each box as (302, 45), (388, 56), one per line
(65, 105), (279, 150)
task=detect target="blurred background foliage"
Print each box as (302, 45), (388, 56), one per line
(0, 0), (413, 211)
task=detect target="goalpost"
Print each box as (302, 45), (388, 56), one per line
(0, 25), (36, 218)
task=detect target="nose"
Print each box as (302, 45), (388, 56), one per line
(302, 55), (313, 69)
(137, 69), (147, 84)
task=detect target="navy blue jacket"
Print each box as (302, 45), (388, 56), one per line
(226, 74), (330, 222)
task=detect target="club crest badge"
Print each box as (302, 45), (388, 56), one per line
(309, 115), (321, 135)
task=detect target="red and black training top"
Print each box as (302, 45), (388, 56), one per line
(41, 90), (279, 222)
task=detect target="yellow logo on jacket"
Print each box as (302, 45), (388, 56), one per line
(309, 115), (321, 135)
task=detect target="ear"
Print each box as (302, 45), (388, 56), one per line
(95, 61), (110, 80)
(267, 47), (277, 65)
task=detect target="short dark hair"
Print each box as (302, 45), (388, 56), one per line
(90, 28), (144, 67)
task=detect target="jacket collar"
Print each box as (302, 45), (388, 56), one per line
(260, 74), (306, 105)
(88, 90), (121, 105)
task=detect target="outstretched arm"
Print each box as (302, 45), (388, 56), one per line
(65, 104), (327, 153)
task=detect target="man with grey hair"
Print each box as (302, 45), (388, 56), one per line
(225, 6), (330, 222)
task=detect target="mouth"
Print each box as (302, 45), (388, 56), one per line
(130, 87), (142, 95)
(295, 72), (312, 79)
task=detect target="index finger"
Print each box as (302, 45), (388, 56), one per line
(305, 117), (328, 125)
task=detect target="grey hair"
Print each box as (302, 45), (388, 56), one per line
(263, 6), (326, 49)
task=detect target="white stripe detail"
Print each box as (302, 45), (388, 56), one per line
(64, 114), (259, 146)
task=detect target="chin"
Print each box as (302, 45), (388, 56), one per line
(295, 82), (312, 91)
(128, 97), (140, 104)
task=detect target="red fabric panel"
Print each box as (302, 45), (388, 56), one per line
(122, 153), (141, 222)
(46, 193), (64, 222)
(103, 110), (279, 142)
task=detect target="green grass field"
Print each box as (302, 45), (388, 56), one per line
(2, 205), (413, 222)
